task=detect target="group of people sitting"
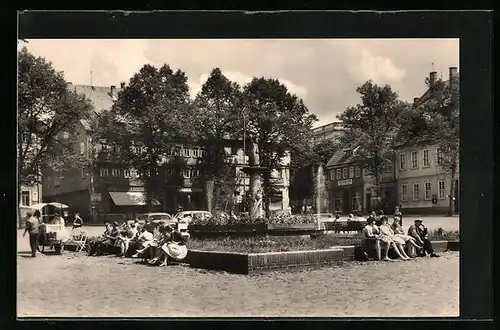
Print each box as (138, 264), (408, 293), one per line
(362, 214), (440, 261)
(87, 217), (187, 266)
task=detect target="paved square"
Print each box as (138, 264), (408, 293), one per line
(17, 239), (459, 317)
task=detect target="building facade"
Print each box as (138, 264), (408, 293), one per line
(311, 121), (343, 145)
(395, 144), (459, 214)
(18, 132), (43, 227)
(42, 83), (291, 223)
(325, 148), (397, 215)
(395, 67), (460, 215)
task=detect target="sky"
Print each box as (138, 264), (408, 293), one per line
(19, 39), (459, 127)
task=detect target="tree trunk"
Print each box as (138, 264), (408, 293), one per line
(247, 140), (263, 219)
(447, 164), (457, 217)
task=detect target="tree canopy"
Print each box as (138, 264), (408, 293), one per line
(337, 80), (409, 197)
(242, 77), (317, 216)
(99, 63), (196, 209)
(18, 47), (94, 188)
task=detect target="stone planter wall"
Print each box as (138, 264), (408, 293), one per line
(185, 240), (459, 274)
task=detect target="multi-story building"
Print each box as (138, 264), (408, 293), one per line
(325, 147), (397, 214)
(42, 83), (291, 223)
(394, 66), (459, 215)
(311, 121), (343, 145)
(18, 132), (43, 227)
(395, 144), (458, 214)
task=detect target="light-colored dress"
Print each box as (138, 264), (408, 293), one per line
(380, 224), (405, 244)
(391, 223), (416, 243)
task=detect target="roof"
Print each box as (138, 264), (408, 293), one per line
(68, 84), (121, 113)
(414, 79), (451, 108)
(325, 147), (358, 168)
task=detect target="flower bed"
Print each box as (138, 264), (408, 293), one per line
(186, 235), (363, 254)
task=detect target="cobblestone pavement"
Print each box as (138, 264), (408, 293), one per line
(17, 249), (459, 318)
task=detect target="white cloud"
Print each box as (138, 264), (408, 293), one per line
(348, 47), (407, 85)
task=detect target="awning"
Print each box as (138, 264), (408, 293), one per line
(109, 192), (160, 206)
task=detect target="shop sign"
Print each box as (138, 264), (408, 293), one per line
(337, 179), (353, 187)
(91, 193), (102, 202)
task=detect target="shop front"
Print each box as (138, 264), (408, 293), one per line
(329, 178), (364, 214)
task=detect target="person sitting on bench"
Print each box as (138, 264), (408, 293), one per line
(362, 217), (383, 260)
(408, 219), (440, 258)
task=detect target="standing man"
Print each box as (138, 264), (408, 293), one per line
(22, 212), (40, 257)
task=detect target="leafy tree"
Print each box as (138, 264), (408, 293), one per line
(337, 80), (409, 202)
(99, 64), (196, 211)
(242, 77), (317, 218)
(399, 75), (459, 216)
(193, 68), (242, 212)
(18, 47), (94, 197)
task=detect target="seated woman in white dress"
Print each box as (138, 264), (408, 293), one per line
(391, 216), (422, 257)
(379, 216), (410, 260)
(149, 226), (188, 267)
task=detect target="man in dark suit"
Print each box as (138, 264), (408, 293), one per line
(408, 219), (440, 258)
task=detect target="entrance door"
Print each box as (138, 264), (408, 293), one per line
(366, 193), (372, 214)
(342, 190), (350, 213)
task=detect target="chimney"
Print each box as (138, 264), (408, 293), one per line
(413, 97), (419, 107)
(110, 85), (117, 99)
(429, 71), (437, 88)
(120, 82), (125, 88)
(449, 67), (458, 86)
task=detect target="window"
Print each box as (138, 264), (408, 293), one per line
(412, 183), (420, 201)
(101, 143), (109, 153)
(230, 146), (238, 155)
(21, 191), (30, 206)
(21, 133), (29, 143)
(175, 147), (182, 156)
(438, 181), (446, 199)
(349, 166), (354, 179)
(192, 148), (199, 158)
(342, 168), (348, 179)
(192, 169), (200, 178)
(183, 148), (191, 157)
(112, 169), (121, 178)
(134, 146), (141, 154)
(100, 167), (108, 178)
(81, 168), (86, 179)
(330, 170), (335, 181)
(424, 182), (431, 200)
(80, 142), (85, 155)
(336, 169), (341, 180)
(183, 169), (191, 178)
(399, 153), (406, 170)
(437, 149), (443, 166)
(411, 151), (418, 168)
(199, 148), (205, 158)
(423, 150), (430, 167)
(62, 131), (70, 139)
(400, 184), (408, 202)
(355, 166), (361, 178)
(124, 169), (131, 178)
(166, 148), (173, 156)
(54, 178), (60, 187)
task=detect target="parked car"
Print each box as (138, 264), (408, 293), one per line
(173, 210), (212, 223)
(127, 212), (190, 239)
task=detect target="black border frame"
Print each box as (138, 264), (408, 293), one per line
(2, 9), (494, 328)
